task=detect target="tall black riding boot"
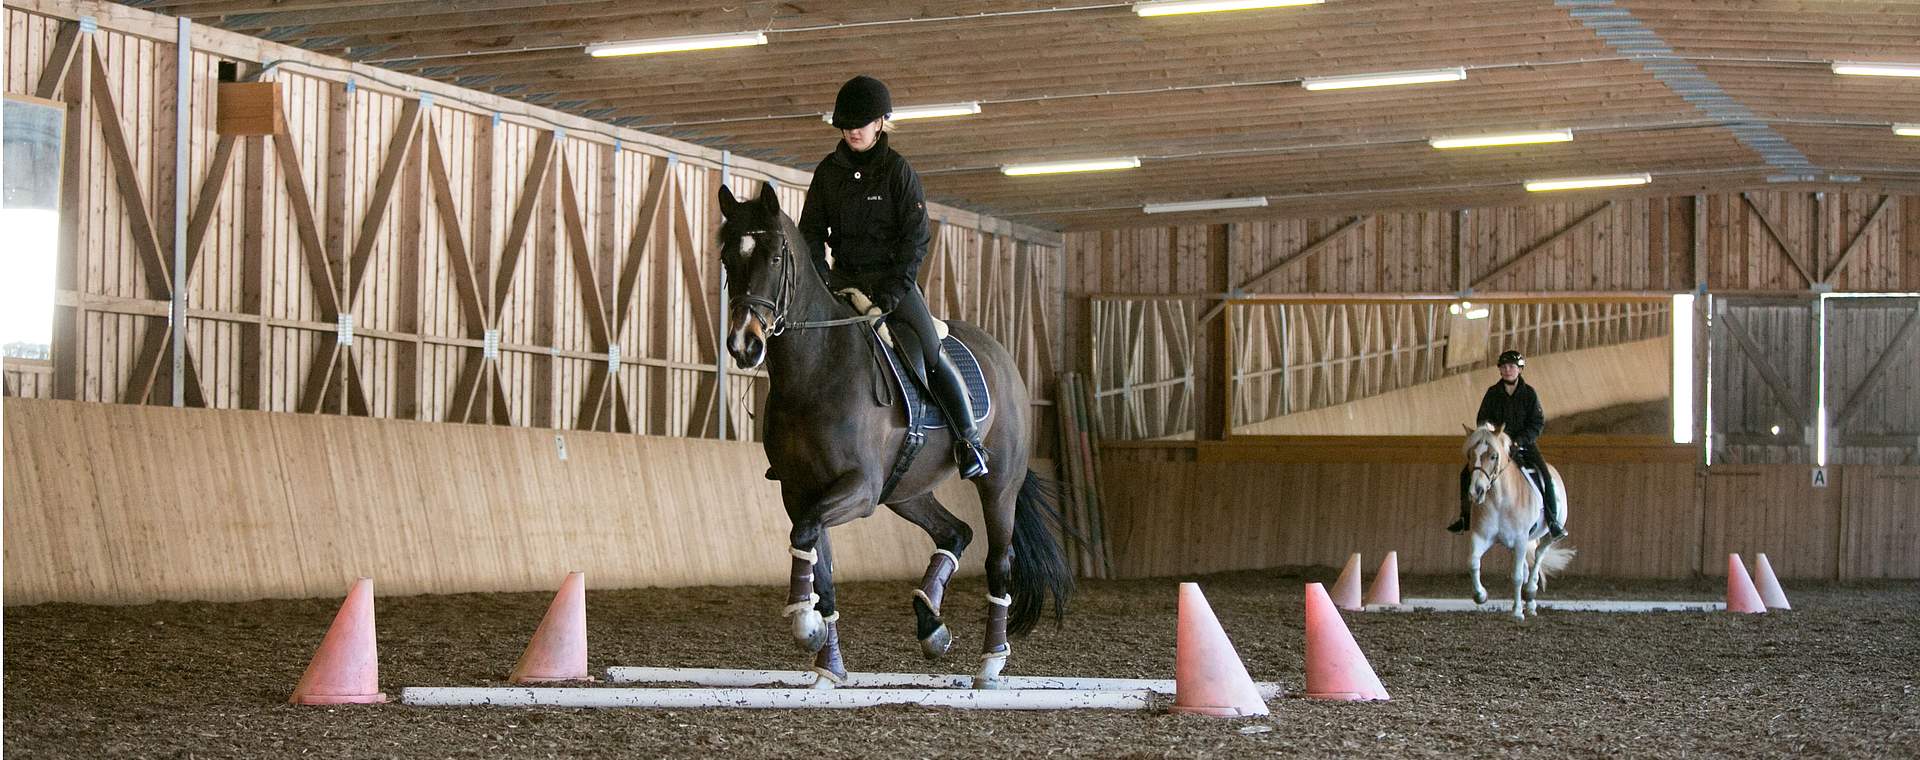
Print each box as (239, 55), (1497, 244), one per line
(1448, 468), (1472, 533)
(1540, 472), (1566, 539)
(928, 349), (989, 479)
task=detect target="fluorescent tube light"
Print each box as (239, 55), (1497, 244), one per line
(1523, 173), (1651, 192)
(1302, 67), (1466, 91)
(1896, 123), (1920, 137)
(1429, 129), (1573, 150)
(1134, 0), (1323, 16)
(1832, 61), (1920, 78)
(1671, 293), (1694, 444)
(824, 102), (981, 124)
(1142, 196), (1269, 214)
(1002, 157), (1141, 176)
(587, 31), (767, 57)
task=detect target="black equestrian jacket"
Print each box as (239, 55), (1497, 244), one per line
(1477, 377), (1546, 449)
(797, 132), (931, 298)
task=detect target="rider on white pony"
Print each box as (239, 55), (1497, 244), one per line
(1449, 349), (1566, 539)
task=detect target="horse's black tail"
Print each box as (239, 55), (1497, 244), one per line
(1008, 469), (1074, 636)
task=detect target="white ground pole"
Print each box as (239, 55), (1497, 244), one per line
(604, 666), (1284, 699)
(1369, 598), (1726, 613)
(400, 687), (1154, 710)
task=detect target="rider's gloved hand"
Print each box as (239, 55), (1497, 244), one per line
(869, 288), (900, 313)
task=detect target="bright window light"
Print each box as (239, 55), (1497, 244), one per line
(1134, 0), (1323, 16)
(0, 209), (58, 360)
(1671, 294), (1694, 444)
(1429, 129), (1573, 150)
(1895, 123), (1920, 137)
(1447, 301), (1488, 319)
(1002, 157), (1141, 176)
(1524, 173), (1651, 192)
(586, 31), (767, 57)
(1831, 61), (1920, 78)
(1142, 196), (1268, 214)
(1302, 67), (1467, 91)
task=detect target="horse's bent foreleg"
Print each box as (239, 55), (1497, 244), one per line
(887, 494), (973, 659)
(783, 475), (868, 661)
(1469, 532), (1492, 605)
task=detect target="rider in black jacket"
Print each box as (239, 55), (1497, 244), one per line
(1449, 350), (1566, 538)
(798, 75), (990, 479)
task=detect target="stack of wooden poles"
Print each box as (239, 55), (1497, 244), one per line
(1053, 372), (1113, 579)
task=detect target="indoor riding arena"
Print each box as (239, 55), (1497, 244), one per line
(5, 1), (1918, 758)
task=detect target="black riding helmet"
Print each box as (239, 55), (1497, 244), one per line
(830, 75), (891, 129)
(1497, 349), (1526, 368)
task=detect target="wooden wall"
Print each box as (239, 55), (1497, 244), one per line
(2, 397), (1002, 605)
(1100, 440), (1918, 580)
(2, 2), (1065, 453)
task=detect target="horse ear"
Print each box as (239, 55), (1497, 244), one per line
(1462, 423), (1476, 435)
(718, 185), (739, 214)
(757, 180), (781, 213)
(1493, 423), (1506, 436)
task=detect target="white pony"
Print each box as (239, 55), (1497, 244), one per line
(1462, 423), (1575, 619)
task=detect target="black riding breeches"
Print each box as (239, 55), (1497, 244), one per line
(882, 284), (945, 372)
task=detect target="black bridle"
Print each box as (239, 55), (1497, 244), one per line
(730, 228), (885, 336)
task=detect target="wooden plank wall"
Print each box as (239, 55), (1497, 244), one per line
(1100, 442), (1917, 580)
(1, 4), (1065, 452)
(2, 397), (1002, 605)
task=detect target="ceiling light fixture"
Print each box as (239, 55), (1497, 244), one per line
(1302, 67), (1467, 91)
(1142, 196), (1269, 214)
(1523, 173), (1652, 192)
(1831, 61), (1920, 78)
(1002, 157), (1142, 176)
(1133, 0), (1323, 17)
(825, 102), (982, 124)
(1429, 129), (1573, 150)
(586, 31), (768, 58)
(1895, 123), (1920, 137)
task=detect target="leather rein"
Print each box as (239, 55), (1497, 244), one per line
(731, 229), (885, 337)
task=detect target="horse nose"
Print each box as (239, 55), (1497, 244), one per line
(728, 311), (767, 369)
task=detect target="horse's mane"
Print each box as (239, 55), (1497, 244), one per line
(1464, 422), (1507, 456)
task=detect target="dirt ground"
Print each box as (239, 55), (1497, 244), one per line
(5, 568), (1917, 759)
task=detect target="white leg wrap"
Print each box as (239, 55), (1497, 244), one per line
(986, 593), (1012, 608)
(810, 668), (844, 689)
(788, 546), (818, 564)
(784, 593), (820, 618)
(821, 611), (840, 624)
(931, 549), (959, 565)
(911, 588), (937, 614)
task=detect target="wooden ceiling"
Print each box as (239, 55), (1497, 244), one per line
(126, 0), (1920, 229)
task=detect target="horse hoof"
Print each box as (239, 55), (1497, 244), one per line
(972, 676), (1009, 690)
(1472, 590), (1488, 605)
(790, 610), (826, 653)
(920, 624), (953, 660)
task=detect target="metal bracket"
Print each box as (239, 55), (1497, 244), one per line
(483, 329), (500, 360)
(336, 314), (354, 346)
(79, 17), (98, 34)
(607, 344), (621, 372)
(554, 434), (569, 462)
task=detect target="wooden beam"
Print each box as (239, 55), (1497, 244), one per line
(123, 322), (171, 404)
(33, 21), (81, 100)
(183, 135), (237, 287)
(613, 158), (672, 334)
(51, 28), (93, 401)
(1822, 195), (1892, 284)
(270, 110), (342, 317)
(1470, 201), (1614, 291)
(295, 341), (342, 414)
(559, 158), (613, 350)
(345, 97), (425, 302)
(490, 129), (559, 320)
(1739, 192), (1816, 287)
(1718, 307), (1810, 428)
(671, 179), (718, 362)
(424, 126), (487, 336)
(1200, 216), (1369, 324)
(1832, 306), (1919, 432)
(89, 49), (174, 299)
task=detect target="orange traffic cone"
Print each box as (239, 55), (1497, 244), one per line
(510, 571), (595, 683)
(289, 577), (388, 705)
(1726, 554), (1766, 614)
(1170, 582), (1269, 717)
(1364, 551), (1400, 607)
(1330, 553), (1364, 611)
(1304, 582), (1389, 701)
(1752, 553), (1791, 610)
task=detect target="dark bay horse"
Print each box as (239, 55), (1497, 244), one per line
(716, 182), (1071, 688)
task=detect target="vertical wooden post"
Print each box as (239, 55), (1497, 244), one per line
(52, 23), (93, 401)
(1197, 224), (1230, 440)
